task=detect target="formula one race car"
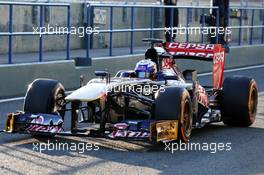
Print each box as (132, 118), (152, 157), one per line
(3, 38), (258, 143)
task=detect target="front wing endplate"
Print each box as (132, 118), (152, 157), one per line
(150, 120), (178, 142)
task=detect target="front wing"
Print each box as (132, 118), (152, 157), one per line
(3, 112), (179, 142)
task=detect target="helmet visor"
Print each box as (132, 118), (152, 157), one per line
(137, 71), (150, 78)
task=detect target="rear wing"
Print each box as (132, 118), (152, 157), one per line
(165, 42), (225, 89)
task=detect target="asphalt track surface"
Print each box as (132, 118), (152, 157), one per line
(0, 65), (263, 175)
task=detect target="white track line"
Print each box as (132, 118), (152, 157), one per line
(198, 64), (264, 77)
(0, 90), (73, 103)
(0, 65), (263, 103)
(259, 91), (264, 96)
(0, 97), (25, 103)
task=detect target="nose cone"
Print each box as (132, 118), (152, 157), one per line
(66, 83), (107, 101)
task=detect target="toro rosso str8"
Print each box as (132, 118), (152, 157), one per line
(3, 38), (258, 143)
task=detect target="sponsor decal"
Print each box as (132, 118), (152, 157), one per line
(169, 51), (214, 58)
(26, 125), (62, 133)
(213, 51), (225, 64)
(168, 42), (215, 50)
(196, 84), (209, 107)
(114, 123), (129, 130)
(108, 130), (149, 139)
(162, 58), (174, 69)
(31, 115), (44, 124)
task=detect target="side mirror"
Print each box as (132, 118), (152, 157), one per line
(163, 75), (179, 84)
(80, 75), (85, 87)
(182, 70), (197, 82)
(95, 71), (108, 77)
(163, 75), (179, 81)
(95, 71), (110, 83)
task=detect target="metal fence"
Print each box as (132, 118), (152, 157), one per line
(85, 4), (220, 59)
(86, 4), (264, 58)
(0, 1), (70, 64)
(228, 6), (264, 46)
(0, 2), (264, 64)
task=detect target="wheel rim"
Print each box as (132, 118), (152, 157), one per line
(54, 90), (66, 116)
(182, 100), (192, 138)
(248, 85), (257, 121)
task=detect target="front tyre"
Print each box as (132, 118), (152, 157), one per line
(154, 87), (193, 142)
(221, 76), (258, 127)
(24, 79), (66, 118)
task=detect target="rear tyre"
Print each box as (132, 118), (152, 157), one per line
(221, 76), (258, 127)
(24, 79), (66, 118)
(154, 87), (193, 142)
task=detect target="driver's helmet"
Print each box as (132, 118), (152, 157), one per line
(134, 59), (157, 79)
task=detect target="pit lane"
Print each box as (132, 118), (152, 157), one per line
(0, 66), (263, 175)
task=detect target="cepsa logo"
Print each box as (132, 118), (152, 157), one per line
(168, 42), (215, 50)
(168, 42), (216, 58)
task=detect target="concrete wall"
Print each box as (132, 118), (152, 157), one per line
(0, 45), (263, 99)
(0, 55), (144, 98)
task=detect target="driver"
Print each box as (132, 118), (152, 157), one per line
(134, 59), (157, 80)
